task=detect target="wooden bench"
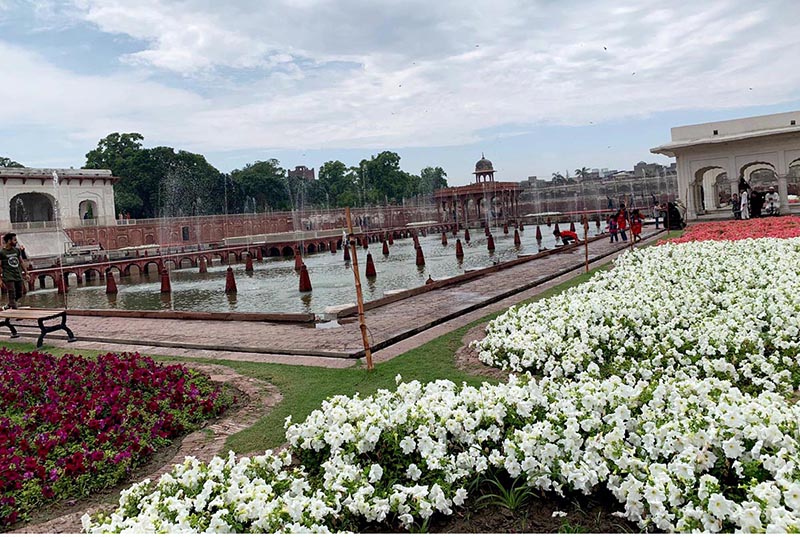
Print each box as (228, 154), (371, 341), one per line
(0, 309), (77, 348)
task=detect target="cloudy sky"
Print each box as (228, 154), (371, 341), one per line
(1, 0), (799, 185)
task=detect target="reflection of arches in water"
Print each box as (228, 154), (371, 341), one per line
(10, 193), (55, 223)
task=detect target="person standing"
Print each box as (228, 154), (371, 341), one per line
(607, 215), (619, 243)
(630, 209), (643, 242)
(616, 208), (628, 242)
(740, 189), (750, 220)
(731, 193), (741, 219)
(0, 233), (29, 309)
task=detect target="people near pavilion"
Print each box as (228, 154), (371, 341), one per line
(607, 215), (619, 243)
(560, 230), (579, 245)
(751, 189), (765, 218)
(616, 207), (629, 242)
(653, 202), (662, 229)
(731, 193), (741, 219)
(765, 186), (780, 216)
(740, 189), (750, 220)
(630, 210), (643, 242)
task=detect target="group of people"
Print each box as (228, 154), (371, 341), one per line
(732, 181), (780, 220)
(605, 205), (644, 243)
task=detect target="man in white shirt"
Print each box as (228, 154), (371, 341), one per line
(765, 186), (780, 216)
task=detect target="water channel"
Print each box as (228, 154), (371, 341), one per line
(24, 224), (601, 314)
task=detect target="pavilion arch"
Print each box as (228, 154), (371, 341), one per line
(78, 199), (98, 221)
(740, 161), (779, 192)
(179, 257), (194, 269)
(788, 158), (800, 196)
(268, 247), (281, 257)
(692, 166), (728, 213)
(281, 246), (294, 257)
(306, 243), (316, 254)
(10, 192), (55, 223)
(83, 268), (103, 283)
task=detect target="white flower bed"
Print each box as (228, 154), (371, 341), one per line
(477, 238), (800, 395)
(84, 238), (800, 533)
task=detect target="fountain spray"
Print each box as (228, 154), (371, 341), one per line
(52, 171), (68, 309)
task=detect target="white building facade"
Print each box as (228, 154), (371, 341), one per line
(0, 168), (117, 231)
(651, 111), (800, 220)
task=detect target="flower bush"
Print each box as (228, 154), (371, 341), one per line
(0, 351), (228, 528)
(668, 215), (800, 243)
(84, 238), (800, 533)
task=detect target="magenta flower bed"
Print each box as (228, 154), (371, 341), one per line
(0, 350), (229, 528)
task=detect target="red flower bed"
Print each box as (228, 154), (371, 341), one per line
(0, 350), (229, 528)
(667, 216), (800, 243)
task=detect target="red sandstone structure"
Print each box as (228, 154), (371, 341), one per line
(433, 155), (521, 228)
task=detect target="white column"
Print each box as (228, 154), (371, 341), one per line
(778, 151), (790, 210)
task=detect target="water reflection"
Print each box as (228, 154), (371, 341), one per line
(25, 225), (599, 314)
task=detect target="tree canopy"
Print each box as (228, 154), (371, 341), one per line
(0, 157), (24, 168)
(84, 133), (448, 217)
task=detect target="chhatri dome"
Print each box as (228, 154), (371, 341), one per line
(474, 153), (494, 172)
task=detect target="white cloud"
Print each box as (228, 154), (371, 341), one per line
(4, 0), (800, 157)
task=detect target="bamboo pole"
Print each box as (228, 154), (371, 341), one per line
(582, 214), (589, 273)
(346, 208), (374, 370)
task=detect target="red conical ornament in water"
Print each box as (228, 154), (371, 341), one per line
(546, 217), (552, 227)
(570, 221), (576, 232)
(487, 234), (495, 251)
(441, 232), (448, 246)
(256, 248), (263, 262)
(519, 222), (524, 231)
(343, 243), (351, 262)
(388, 234), (394, 245)
(452, 226), (458, 237)
(365, 252), (377, 278)
(106, 270), (118, 294)
(160, 268), (171, 294)
(455, 239), (464, 259)
(464, 228), (471, 242)
(554, 223), (561, 235)
(416, 245), (425, 266)
(245, 254), (254, 272)
(299, 264), (312, 292)
(484, 225), (490, 237)
(382, 240), (389, 256)
(294, 251), (303, 270)
(514, 229), (521, 247)
(503, 223), (509, 234)
(225, 266), (237, 294)
(199, 257), (208, 273)
(330, 240), (337, 254)
(362, 236), (369, 249)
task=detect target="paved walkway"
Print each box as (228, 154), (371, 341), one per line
(8, 230), (664, 364)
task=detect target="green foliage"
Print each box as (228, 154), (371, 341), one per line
(230, 160), (289, 212)
(477, 472), (537, 513)
(0, 157), (24, 168)
(84, 133), (226, 218)
(417, 166), (448, 195)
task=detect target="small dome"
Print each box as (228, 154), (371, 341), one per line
(475, 153), (493, 172)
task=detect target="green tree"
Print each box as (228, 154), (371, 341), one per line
(417, 166), (448, 195)
(317, 160), (359, 207)
(357, 151), (415, 204)
(0, 157), (23, 168)
(230, 160), (290, 211)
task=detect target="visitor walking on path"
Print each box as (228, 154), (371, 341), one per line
(616, 208), (628, 242)
(0, 233), (29, 309)
(607, 215), (619, 243)
(630, 210), (643, 242)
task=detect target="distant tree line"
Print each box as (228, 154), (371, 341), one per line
(79, 133), (448, 219)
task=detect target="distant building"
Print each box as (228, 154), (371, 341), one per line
(288, 165), (315, 181)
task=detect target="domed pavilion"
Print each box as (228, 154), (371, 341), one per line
(433, 154), (521, 227)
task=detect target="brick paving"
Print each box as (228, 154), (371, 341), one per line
(8, 229), (664, 362)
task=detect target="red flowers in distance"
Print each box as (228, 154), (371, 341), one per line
(667, 216), (800, 244)
(0, 350), (228, 529)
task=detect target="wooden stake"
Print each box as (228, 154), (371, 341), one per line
(582, 214), (590, 273)
(346, 208), (374, 370)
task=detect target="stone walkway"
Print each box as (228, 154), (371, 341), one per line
(9, 230), (664, 364)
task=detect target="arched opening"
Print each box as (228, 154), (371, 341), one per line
(10, 193), (55, 223)
(84, 268), (102, 283)
(788, 159), (800, 199)
(78, 199), (98, 221)
(693, 166), (727, 214)
(179, 258), (193, 269)
(123, 264), (139, 277)
(268, 247), (280, 257)
(163, 259), (177, 270)
(741, 162), (779, 218)
(143, 261), (160, 275)
(106, 267), (122, 280)
(306, 243), (316, 254)
(318, 242), (327, 252)
(282, 246), (294, 257)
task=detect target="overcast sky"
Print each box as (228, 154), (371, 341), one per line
(1, 0), (799, 185)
